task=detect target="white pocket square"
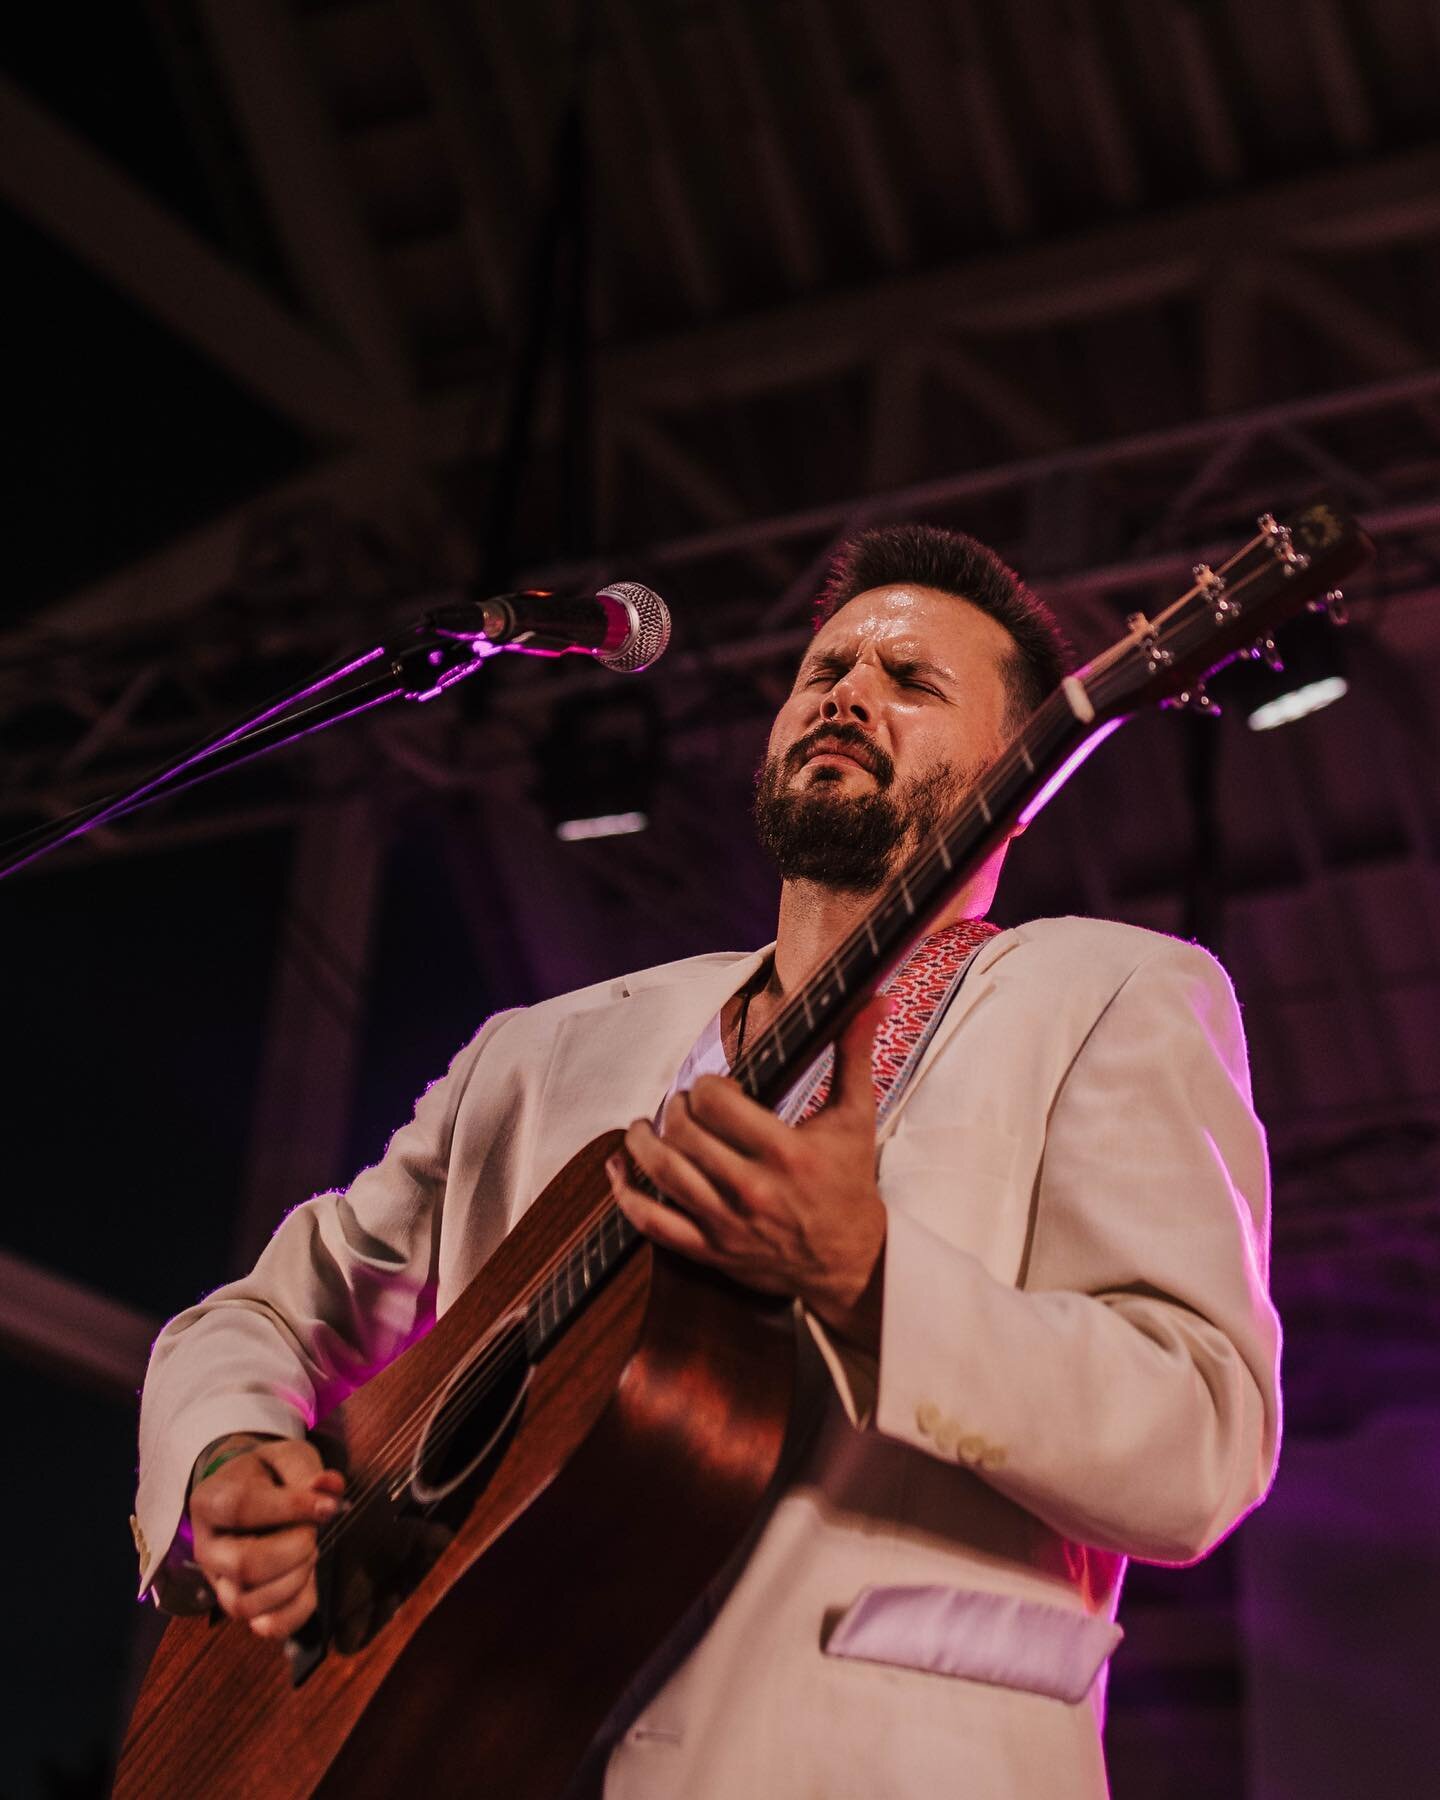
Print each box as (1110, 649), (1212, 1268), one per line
(825, 1583), (1123, 1704)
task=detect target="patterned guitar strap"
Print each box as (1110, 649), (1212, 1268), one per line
(776, 914), (1001, 1128)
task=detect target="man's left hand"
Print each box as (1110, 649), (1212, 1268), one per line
(608, 997), (890, 1354)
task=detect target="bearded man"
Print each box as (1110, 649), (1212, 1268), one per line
(133, 524), (1280, 1799)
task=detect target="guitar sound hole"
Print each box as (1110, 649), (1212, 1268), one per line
(409, 1315), (532, 1506)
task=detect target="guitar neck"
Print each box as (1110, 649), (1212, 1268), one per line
(523, 682), (1109, 1361)
(487, 501), (1377, 1370)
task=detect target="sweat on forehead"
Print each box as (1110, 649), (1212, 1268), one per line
(803, 584), (1016, 680)
(799, 632), (956, 685)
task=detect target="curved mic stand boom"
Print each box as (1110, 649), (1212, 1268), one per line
(0, 596), (599, 883)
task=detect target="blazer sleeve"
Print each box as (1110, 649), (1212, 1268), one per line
(133, 1012), (513, 1610)
(863, 937), (1281, 1564)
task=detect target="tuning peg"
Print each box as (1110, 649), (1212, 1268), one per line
(1251, 637), (1285, 673)
(1306, 587), (1349, 626)
(1163, 685), (1222, 716)
(1257, 511), (1311, 575)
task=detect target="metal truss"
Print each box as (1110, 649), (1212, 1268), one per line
(4, 365), (1440, 854)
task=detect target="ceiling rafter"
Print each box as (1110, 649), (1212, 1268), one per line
(412, 145), (1440, 459)
(1266, 730), (1409, 1100)
(0, 1248), (157, 1396)
(928, 339), (1077, 455)
(1062, 0), (1144, 210)
(0, 67), (377, 443)
(865, 346), (925, 491)
(1303, 0), (1377, 152)
(198, 0), (413, 404)
(796, 0), (910, 269)
(21, 447), (455, 639)
(711, 0), (823, 290)
(1163, 0), (1245, 186)
(402, 0), (515, 331)
(14, 366), (1440, 686)
(940, 0), (1033, 238)
(620, 415), (793, 588)
(467, 0), (549, 195)
(1257, 257), (1429, 377)
(1201, 259), (1262, 416)
(608, 0), (722, 317)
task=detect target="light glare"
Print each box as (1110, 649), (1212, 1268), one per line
(555, 810), (649, 842)
(1247, 675), (1348, 732)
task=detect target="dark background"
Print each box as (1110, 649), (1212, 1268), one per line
(3, 3), (1439, 1795)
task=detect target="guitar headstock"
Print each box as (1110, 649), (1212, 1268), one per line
(1080, 497), (1374, 722)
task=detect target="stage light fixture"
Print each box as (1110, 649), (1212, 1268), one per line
(536, 693), (662, 840)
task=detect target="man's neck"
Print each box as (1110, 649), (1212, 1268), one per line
(770, 863), (998, 998)
(723, 857), (1000, 1064)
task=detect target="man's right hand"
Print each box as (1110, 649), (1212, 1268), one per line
(189, 1436), (346, 1639)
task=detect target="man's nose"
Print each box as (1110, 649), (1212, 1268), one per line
(821, 670), (873, 723)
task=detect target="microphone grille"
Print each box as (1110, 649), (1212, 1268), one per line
(597, 581), (671, 673)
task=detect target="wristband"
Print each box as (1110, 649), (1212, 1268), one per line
(195, 1441), (261, 1486)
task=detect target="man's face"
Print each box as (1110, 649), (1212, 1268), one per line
(754, 584), (1017, 893)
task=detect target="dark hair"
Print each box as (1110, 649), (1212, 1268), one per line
(814, 523), (1070, 725)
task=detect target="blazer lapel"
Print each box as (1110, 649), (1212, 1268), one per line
(532, 948), (774, 1180)
(874, 929), (1023, 1147)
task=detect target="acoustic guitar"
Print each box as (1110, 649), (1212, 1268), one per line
(115, 498), (1369, 1798)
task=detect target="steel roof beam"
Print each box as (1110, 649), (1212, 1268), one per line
(0, 1247), (157, 1396)
(198, 0), (413, 404)
(0, 68), (376, 443)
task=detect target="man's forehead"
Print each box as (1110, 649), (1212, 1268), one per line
(806, 583), (1000, 667)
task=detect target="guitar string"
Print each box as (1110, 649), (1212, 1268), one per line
(308, 688), (1072, 1549)
(308, 1195), (631, 1554)
(309, 543), (1294, 1559)
(291, 1182), (634, 1564)
(308, 538), (1297, 1557)
(304, 573), (1243, 1558)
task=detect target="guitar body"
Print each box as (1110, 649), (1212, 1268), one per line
(115, 1130), (796, 1800)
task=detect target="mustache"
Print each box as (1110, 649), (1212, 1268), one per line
(785, 722), (895, 787)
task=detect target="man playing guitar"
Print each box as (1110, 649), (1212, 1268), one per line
(134, 524), (1280, 1798)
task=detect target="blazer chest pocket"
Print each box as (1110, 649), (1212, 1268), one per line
(825, 1584), (1122, 1704)
(877, 1121), (1031, 1286)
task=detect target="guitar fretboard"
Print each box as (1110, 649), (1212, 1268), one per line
(522, 684), (1089, 1361)
(519, 496), (1373, 1364)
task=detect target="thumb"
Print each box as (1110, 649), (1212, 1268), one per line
(828, 994), (891, 1117)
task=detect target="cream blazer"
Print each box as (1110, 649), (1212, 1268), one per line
(135, 916), (1280, 1800)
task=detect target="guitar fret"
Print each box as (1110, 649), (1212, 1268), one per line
(522, 505), (1372, 1359)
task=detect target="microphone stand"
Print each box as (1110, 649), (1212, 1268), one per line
(0, 600), (502, 882)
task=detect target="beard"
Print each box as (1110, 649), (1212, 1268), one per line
(753, 720), (973, 894)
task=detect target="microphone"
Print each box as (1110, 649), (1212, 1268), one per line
(428, 581), (671, 673)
